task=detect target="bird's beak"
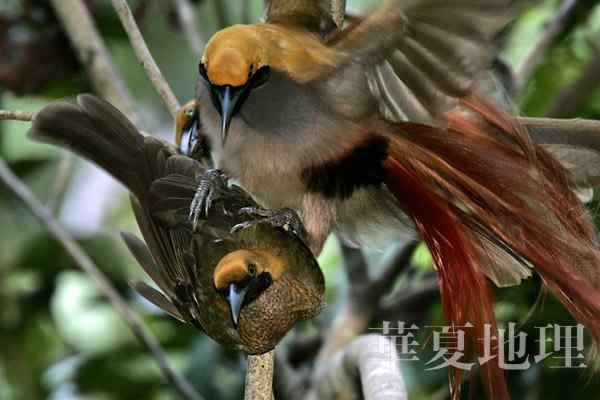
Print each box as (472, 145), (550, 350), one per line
(176, 108), (199, 156)
(227, 282), (249, 327)
(215, 85), (239, 145)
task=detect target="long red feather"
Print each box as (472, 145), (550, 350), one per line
(382, 97), (600, 399)
(385, 154), (508, 399)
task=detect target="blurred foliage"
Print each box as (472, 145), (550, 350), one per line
(1, 0), (600, 399)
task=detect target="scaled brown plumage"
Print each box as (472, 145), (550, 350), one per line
(28, 94), (325, 354)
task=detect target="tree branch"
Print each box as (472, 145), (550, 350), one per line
(245, 351), (275, 400)
(0, 158), (204, 400)
(50, 0), (139, 124)
(0, 109), (34, 121)
(111, 0), (181, 117)
(307, 335), (407, 400)
(516, 0), (580, 91)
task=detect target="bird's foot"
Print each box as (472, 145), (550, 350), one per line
(189, 169), (228, 229)
(231, 207), (309, 246)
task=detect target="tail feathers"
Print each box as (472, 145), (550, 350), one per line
(28, 94), (145, 195)
(383, 97), (600, 399)
(385, 155), (508, 399)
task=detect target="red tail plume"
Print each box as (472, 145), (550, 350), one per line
(385, 155), (508, 399)
(382, 97), (600, 399)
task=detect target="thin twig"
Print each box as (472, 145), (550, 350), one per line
(50, 0), (142, 233)
(50, 0), (139, 124)
(173, 0), (205, 57)
(111, 0), (181, 117)
(47, 152), (76, 214)
(245, 351), (275, 400)
(0, 108), (155, 138)
(516, 0), (580, 92)
(0, 110), (34, 121)
(0, 159), (204, 400)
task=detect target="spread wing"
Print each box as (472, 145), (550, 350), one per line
(522, 117), (600, 201)
(328, 0), (513, 124)
(265, 0), (346, 33)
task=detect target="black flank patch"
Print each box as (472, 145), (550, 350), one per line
(301, 136), (389, 199)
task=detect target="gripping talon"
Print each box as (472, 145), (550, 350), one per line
(188, 169), (227, 229)
(230, 207), (309, 246)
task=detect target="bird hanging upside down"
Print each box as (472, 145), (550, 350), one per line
(176, 1), (600, 398)
(28, 95), (325, 355)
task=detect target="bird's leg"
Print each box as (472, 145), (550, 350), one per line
(189, 168), (228, 229)
(231, 207), (309, 247)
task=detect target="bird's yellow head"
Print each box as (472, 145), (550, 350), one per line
(175, 99), (199, 155)
(213, 249), (284, 327)
(202, 25), (268, 87)
(198, 26), (271, 145)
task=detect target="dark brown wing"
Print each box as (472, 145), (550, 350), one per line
(29, 95), (198, 321)
(265, 0), (346, 33)
(329, 0), (513, 124)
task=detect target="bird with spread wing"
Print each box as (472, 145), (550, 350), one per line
(28, 95), (325, 355)
(175, 1), (600, 398)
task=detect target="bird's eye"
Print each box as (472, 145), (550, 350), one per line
(185, 107), (195, 118)
(250, 66), (270, 89)
(247, 263), (257, 277)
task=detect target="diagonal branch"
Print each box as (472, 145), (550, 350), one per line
(111, 0), (181, 117)
(516, 0), (580, 92)
(50, 0), (139, 124)
(0, 155), (203, 400)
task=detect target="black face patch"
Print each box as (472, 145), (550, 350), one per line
(216, 272), (273, 307)
(301, 136), (389, 199)
(243, 272), (273, 305)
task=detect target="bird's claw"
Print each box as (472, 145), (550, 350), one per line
(189, 169), (228, 229)
(231, 207), (309, 246)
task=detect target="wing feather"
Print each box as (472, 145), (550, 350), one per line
(330, 0), (513, 123)
(265, 0), (346, 33)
